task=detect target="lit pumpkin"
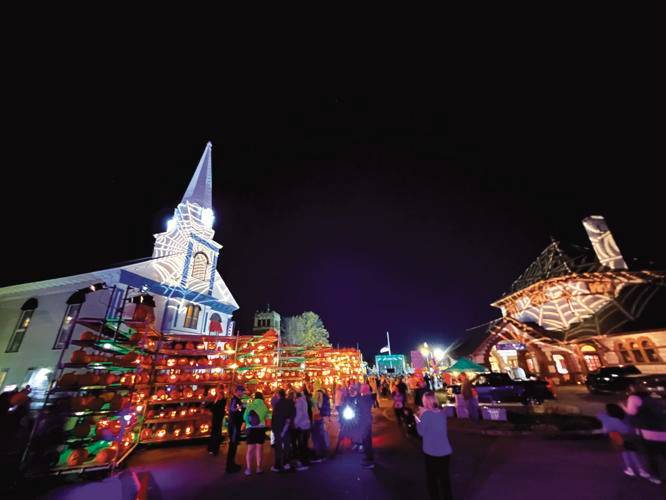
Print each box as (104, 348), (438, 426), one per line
(168, 374), (178, 384)
(173, 427), (182, 437)
(80, 331), (96, 341)
(58, 373), (78, 388)
(184, 426), (193, 436)
(141, 428), (153, 440)
(72, 422), (91, 438)
(196, 343), (205, 350)
(184, 389), (194, 399)
(185, 342), (195, 351)
(104, 373), (119, 385)
(199, 423), (210, 433)
(67, 448), (89, 466)
(177, 357), (188, 366)
(174, 343), (183, 350)
(95, 448), (115, 464)
(71, 349), (90, 364)
(166, 358), (176, 368)
(156, 428), (167, 439)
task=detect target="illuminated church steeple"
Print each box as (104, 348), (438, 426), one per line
(152, 142), (223, 295)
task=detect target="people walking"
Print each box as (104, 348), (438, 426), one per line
(598, 403), (649, 478)
(270, 389), (294, 473)
(205, 387), (227, 456)
(225, 385), (245, 473)
(416, 392), (453, 500)
(623, 389), (666, 484)
(243, 392), (269, 475)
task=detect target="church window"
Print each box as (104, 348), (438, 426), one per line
(183, 303), (201, 329)
(191, 252), (209, 281)
(6, 298), (38, 353)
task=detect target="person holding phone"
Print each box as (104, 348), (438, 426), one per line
(416, 392), (453, 500)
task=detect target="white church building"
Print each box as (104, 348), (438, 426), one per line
(0, 142), (239, 401)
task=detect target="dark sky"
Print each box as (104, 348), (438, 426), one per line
(2, 37), (663, 360)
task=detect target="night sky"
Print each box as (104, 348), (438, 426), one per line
(2, 45), (664, 360)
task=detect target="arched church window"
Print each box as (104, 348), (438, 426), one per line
(191, 252), (209, 281)
(6, 298), (38, 353)
(53, 292), (85, 349)
(629, 341), (645, 362)
(616, 342), (633, 363)
(183, 304), (201, 329)
(639, 338), (661, 363)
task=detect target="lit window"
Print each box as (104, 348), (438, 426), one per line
(191, 252), (209, 281)
(640, 339), (661, 363)
(630, 342), (645, 363)
(53, 298), (83, 349)
(616, 342), (633, 363)
(552, 354), (569, 374)
(6, 298), (38, 353)
(183, 304), (201, 329)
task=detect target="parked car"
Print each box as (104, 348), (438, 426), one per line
(585, 365), (642, 394)
(452, 372), (554, 405)
(626, 374), (666, 399)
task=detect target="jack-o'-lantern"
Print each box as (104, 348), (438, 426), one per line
(67, 448), (89, 466)
(174, 343), (183, 351)
(196, 343), (205, 350)
(185, 342), (195, 351)
(202, 373), (210, 381)
(179, 409), (187, 417)
(192, 373), (201, 381)
(141, 428), (153, 440)
(184, 388), (194, 399)
(73, 422), (91, 438)
(168, 374), (178, 384)
(71, 349), (90, 364)
(80, 330), (96, 341)
(166, 358), (176, 368)
(209, 388), (217, 397)
(199, 423), (210, 433)
(156, 428), (167, 439)
(155, 374), (167, 383)
(184, 426), (193, 436)
(88, 397), (104, 411)
(58, 373), (78, 388)
(173, 427), (182, 437)
(95, 447), (116, 464)
(155, 389), (167, 400)
(177, 357), (188, 366)
(146, 410), (155, 418)
(140, 372), (150, 384)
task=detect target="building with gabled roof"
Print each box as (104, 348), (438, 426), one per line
(0, 142), (239, 399)
(450, 216), (665, 384)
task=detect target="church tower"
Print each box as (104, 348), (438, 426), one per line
(152, 142), (222, 295)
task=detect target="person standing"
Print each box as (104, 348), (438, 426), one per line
(597, 403), (649, 478)
(417, 392), (453, 500)
(397, 377), (408, 404)
(334, 384), (346, 417)
(270, 389), (294, 472)
(459, 373), (479, 421)
(243, 392), (269, 475)
(205, 387), (227, 456)
(358, 384), (375, 469)
(225, 385), (245, 473)
(293, 391), (311, 470)
(392, 386), (405, 427)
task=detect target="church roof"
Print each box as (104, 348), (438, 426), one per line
(181, 142), (213, 209)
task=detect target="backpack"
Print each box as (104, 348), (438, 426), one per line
(248, 409), (260, 427)
(320, 393), (331, 417)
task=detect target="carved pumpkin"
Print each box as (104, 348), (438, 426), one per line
(168, 374), (178, 384)
(177, 357), (188, 366)
(95, 447), (115, 464)
(174, 343), (183, 351)
(71, 349), (89, 364)
(184, 426), (193, 436)
(156, 428), (167, 439)
(80, 331), (96, 341)
(185, 342), (195, 351)
(73, 422), (91, 438)
(166, 358), (177, 368)
(199, 423), (210, 433)
(88, 397), (104, 411)
(58, 373), (78, 388)
(173, 427), (182, 437)
(67, 448), (89, 466)
(141, 428), (153, 440)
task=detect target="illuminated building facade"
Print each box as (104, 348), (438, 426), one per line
(452, 216), (665, 384)
(0, 143), (239, 398)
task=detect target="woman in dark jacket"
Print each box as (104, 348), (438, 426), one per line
(205, 387), (227, 456)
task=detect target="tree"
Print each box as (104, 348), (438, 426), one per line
(281, 311), (330, 347)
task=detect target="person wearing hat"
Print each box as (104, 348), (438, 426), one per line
(226, 385), (246, 473)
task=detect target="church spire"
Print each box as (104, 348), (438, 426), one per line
(181, 142), (213, 209)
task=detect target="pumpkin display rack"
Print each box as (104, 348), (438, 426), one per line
(22, 314), (160, 477)
(139, 334), (236, 444)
